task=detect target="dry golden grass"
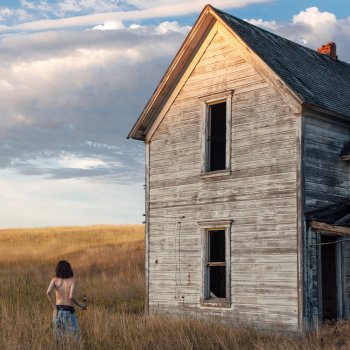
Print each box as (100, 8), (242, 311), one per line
(0, 225), (143, 263)
(1, 225), (349, 349)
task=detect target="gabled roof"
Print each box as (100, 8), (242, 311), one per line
(215, 8), (350, 119)
(128, 4), (350, 140)
(306, 201), (350, 235)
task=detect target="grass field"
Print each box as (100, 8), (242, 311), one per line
(0, 225), (349, 349)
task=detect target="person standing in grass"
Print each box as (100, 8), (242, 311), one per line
(46, 260), (87, 343)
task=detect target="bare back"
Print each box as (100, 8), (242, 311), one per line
(47, 277), (77, 306)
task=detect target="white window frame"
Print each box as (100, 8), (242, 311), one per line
(198, 219), (233, 308)
(199, 90), (233, 177)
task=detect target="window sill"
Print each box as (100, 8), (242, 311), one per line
(200, 298), (231, 308)
(201, 169), (231, 179)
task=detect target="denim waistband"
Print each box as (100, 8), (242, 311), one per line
(56, 305), (75, 313)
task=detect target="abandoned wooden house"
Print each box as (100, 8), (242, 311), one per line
(128, 5), (350, 332)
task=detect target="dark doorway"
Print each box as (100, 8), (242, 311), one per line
(321, 235), (338, 322)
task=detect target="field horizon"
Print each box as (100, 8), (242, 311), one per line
(1, 224), (350, 349)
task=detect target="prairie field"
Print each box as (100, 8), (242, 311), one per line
(0, 225), (349, 349)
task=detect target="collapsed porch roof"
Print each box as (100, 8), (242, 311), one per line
(306, 201), (350, 235)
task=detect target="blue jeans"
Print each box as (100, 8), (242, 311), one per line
(53, 310), (80, 343)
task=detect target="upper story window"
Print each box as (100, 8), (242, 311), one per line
(200, 90), (233, 176)
(207, 102), (227, 171)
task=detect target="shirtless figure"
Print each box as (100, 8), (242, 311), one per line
(46, 260), (86, 342)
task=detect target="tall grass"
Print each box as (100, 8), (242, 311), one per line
(0, 225), (349, 349)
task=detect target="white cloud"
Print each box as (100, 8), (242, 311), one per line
(58, 155), (117, 169)
(292, 7), (338, 45)
(0, 79), (14, 91)
(155, 21), (191, 35)
(93, 20), (125, 30)
(246, 18), (277, 31)
(0, 6), (32, 23)
(0, 8), (13, 18)
(57, 0), (122, 14)
(16, 154), (116, 170)
(247, 7), (350, 61)
(293, 7), (337, 29)
(129, 23), (143, 30)
(20, 0), (124, 17)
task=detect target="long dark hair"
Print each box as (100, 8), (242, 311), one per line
(55, 260), (74, 278)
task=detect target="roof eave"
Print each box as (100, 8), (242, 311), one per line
(302, 103), (350, 122)
(128, 4), (216, 141)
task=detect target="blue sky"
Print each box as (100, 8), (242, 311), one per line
(0, 0), (349, 228)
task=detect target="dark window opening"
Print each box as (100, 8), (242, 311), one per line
(207, 230), (226, 298)
(209, 230), (225, 262)
(208, 102), (226, 171)
(321, 235), (338, 322)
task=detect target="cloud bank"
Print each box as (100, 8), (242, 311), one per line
(0, 0), (272, 32)
(0, 2), (349, 227)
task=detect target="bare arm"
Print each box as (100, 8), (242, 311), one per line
(46, 278), (56, 311)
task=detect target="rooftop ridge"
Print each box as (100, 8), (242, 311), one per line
(213, 6), (350, 68)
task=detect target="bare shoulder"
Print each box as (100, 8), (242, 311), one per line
(54, 277), (64, 288)
(47, 277), (58, 293)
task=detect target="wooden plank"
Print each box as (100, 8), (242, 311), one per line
(150, 171), (296, 190)
(181, 72), (265, 95)
(305, 180), (348, 196)
(193, 57), (248, 76)
(189, 64), (254, 84)
(310, 221), (350, 235)
(305, 119), (350, 139)
(150, 178), (297, 197)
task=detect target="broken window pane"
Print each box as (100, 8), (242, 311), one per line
(209, 266), (226, 298)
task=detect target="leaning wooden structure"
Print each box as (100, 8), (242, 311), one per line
(128, 4), (350, 332)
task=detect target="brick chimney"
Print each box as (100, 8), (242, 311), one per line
(317, 42), (337, 60)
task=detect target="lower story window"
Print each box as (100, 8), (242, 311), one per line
(207, 229), (226, 298)
(198, 220), (232, 306)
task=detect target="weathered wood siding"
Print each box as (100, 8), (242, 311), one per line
(303, 114), (350, 325)
(304, 115), (350, 212)
(147, 30), (300, 331)
(342, 241), (350, 319)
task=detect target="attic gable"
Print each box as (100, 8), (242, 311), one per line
(128, 5), (300, 141)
